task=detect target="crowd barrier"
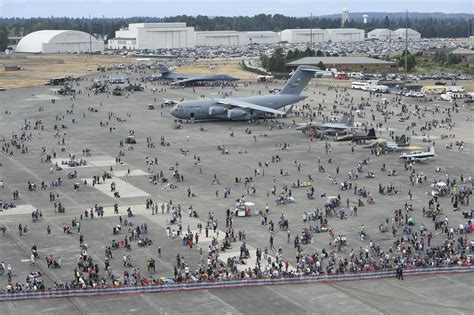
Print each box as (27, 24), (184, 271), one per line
(1, 265), (472, 301)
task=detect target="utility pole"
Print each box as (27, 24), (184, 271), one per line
(89, 14), (92, 57)
(388, 14), (391, 55)
(404, 10), (408, 80)
(468, 16), (472, 38)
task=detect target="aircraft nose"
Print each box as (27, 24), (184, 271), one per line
(170, 106), (177, 117)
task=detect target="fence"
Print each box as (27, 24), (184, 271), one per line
(1, 265), (472, 301)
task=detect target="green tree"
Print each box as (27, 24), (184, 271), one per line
(0, 26), (8, 51)
(260, 55), (269, 69)
(304, 47), (315, 57)
(317, 61), (326, 70)
(398, 50), (417, 72)
(384, 15), (390, 28)
(316, 49), (324, 56)
(268, 47), (286, 73)
(447, 54), (460, 65)
(434, 50), (447, 63)
(286, 49), (295, 60)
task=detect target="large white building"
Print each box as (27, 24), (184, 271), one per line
(108, 23), (195, 50)
(280, 28), (364, 43)
(107, 23), (366, 49)
(280, 29), (327, 43)
(109, 23), (281, 49)
(368, 28), (421, 40)
(393, 28), (421, 40)
(367, 29), (396, 40)
(247, 31), (280, 44)
(325, 28), (365, 42)
(15, 30), (104, 54)
(195, 31), (248, 47)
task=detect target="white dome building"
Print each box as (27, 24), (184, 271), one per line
(15, 30), (104, 54)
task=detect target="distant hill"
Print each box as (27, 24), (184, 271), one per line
(318, 12), (472, 20)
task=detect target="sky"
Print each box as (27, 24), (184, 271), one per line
(0, 0), (472, 18)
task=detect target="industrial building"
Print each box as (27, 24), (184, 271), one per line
(325, 29), (365, 42)
(367, 29), (397, 40)
(108, 23), (195, 50)
(107, 22), (366, 49)
(286, 56), (397, 73)
(247, 31), (279, 45)
(450, 48), (474, 67)
(15, 30), (104, 54)
(195, 31), (248, 47)
(393, 28), (421, 40)
(368, 28), (421, 40)
(280, 29), (327, 43)
(280, 28), (364, 43)
(108, 38), (137, 50)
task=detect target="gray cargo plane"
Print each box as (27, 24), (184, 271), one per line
(170, 65), (319, 121)
(156, 64), (239, 86)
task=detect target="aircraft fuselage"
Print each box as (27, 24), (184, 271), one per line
(171, 94), (305, 121)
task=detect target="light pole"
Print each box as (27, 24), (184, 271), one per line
(404, 10), (408, 80)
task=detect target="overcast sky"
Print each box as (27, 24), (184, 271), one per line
(0, 0), (472, 18)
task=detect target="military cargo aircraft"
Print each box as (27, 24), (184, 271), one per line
(170, 65), (319, 121)
(156, 64), (239, 86)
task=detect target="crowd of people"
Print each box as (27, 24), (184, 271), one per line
(1, 68), (473, 297)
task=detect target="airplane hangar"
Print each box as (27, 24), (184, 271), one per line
(195, 31), (248, 47)
(106, 23), (366, 50)
(15, 30), (104, 54)
(108, 23), (196, 50)
(280, 28), (364, 43)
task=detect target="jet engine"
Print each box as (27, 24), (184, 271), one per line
(227, 108), (247, 120)
(208, 106), (226, 116)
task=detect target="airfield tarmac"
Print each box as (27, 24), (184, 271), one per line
(0, 69), (473, 314)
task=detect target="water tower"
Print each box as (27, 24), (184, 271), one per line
(341, 8), (349, 28)
(363, 14), (369, 24)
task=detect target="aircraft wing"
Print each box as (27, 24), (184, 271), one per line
(320, 128), (340, 133)
(214, 98), (286, 116)
(170, 78), (201, 85)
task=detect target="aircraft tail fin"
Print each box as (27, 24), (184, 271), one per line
(368, 128), (376, 137)
(340, 114), (349, 124)
(279, 65), (319, 95)
(285, 105), (294, 115)
(429, 146), (435, 154)
(159, 64), (171, 75)
(346, 115), (355, 127)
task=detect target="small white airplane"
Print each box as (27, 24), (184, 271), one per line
(163, 98), (183, 106)
(400, 147), (436, 161)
